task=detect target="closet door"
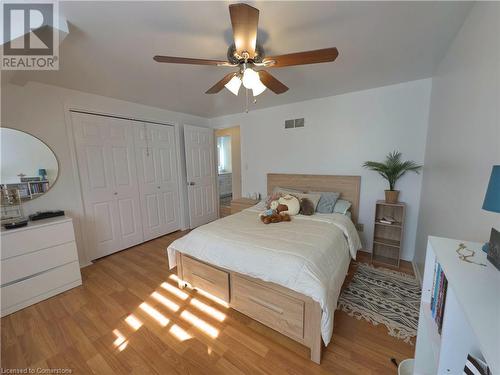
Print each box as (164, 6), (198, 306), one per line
(134, 122), (180, 241)
(72, 113), (143, 260)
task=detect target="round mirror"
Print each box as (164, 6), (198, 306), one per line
(0, 128), (59, 201)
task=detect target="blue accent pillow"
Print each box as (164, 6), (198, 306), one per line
(333, 199), (352, 214)
(311, 191), (340, 213)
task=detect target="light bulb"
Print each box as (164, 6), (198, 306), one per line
(224, 75), (241, 96)
(252, 78), (266, 96)
(242, 68), (260, 89)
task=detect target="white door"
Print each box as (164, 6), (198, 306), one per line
(134, 122), (180, 240)
(184, 125), (218, 228)
(72, 113), (143, 260)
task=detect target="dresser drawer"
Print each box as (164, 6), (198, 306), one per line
(1, 241), (79, 285)
(1, 261), (82, 317)
(181, 255), (230, 302)
(1, 220), (75, 260)
(231, 275), (304, 340)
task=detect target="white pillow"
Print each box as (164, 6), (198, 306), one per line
(278, 194), (300, 216)
(273, 186), (305, 195)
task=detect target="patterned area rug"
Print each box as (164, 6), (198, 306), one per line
(337, 262), (421, 344)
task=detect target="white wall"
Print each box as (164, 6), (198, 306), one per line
(209, 79), (432, 261)
(1, 81), (209, 266)
(414, 3), (500, 277)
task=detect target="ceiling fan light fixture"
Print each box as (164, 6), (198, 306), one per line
(242, 67), (260, 89)
(252, 78), (266, 96)
(224, 75), (242, 95)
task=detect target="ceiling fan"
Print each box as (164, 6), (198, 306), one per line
(153, 3), (339, 97)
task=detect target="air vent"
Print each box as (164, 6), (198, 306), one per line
(284, 118), (305, 129)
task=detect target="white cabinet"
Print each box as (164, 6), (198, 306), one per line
(71, 112), (181, 260)
(0, 217), (82, 317)
(414, 236), (499, 375)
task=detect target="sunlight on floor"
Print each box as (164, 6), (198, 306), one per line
(125, 314), (143, 331)
(161, 282), (188, 300)
(113, 329), (128, 351)
(151, 291), (180, 312)
(139, 302), (170, 327)
(190, 298), (226, 322)
(180, 310), (219, 338)
(169, 324), (192, 341)
(195, 287), (229, 308)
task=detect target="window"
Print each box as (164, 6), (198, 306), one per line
(217, 136), (232, 174)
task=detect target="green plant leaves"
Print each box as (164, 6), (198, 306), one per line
(362, 151), (422, 190)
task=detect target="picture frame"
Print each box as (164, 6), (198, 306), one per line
(487, 228), (500, 271)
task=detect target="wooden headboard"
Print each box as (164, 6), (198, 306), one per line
(267, 173), (361, 223)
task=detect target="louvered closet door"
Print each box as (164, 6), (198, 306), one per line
(134, 122), (180, 241)
(72, 113), (143, 260)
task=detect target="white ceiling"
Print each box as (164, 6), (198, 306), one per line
(4, 1), (472, 118)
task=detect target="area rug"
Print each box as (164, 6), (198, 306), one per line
(337, 262), (421, 344)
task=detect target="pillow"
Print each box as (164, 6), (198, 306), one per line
(265, 192), (282, 208)
(310, 191), (340, 213)
(299, 198), (315, 216)
(333, 199), (352, 214)
(272, 186), (305, 196)
(291, 192), (322, 211)
(278, 194), (300, 216)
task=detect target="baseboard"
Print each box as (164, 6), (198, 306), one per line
(412, 260), (423, 286)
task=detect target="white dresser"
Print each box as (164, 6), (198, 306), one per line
(0, 217), (82, 317)
(414, 236), (499, 375)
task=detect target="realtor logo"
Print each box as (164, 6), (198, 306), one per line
(1, 1), (59, 70)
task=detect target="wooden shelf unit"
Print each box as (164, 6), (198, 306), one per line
(371, 200), (405, 267)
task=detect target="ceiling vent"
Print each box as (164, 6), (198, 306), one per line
(284, 118), (305, 129)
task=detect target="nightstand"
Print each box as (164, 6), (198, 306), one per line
(230, 198), (260, 214)
(371, 200), (406, 267)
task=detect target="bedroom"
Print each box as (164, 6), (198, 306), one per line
(1, 1), (499, 374)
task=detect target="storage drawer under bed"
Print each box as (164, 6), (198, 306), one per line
(231, 274), (305, 341)
(180, 255), (230, 302)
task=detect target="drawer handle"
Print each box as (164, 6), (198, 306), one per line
(192, 272), (215, 285)
(248, 296), (284, 315)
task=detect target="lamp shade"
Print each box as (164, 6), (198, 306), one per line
(482, 165), (500, 213)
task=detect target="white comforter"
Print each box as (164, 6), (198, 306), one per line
(166, 203), (362, 345)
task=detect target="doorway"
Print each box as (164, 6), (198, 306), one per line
(215, 126), (241, 217)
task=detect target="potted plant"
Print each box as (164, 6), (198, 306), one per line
(363, 151), (422, 203)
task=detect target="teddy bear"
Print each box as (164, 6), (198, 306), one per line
(259, 202), (291, 224)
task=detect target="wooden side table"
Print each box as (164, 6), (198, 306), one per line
(371, 200), (406, 267)
(230, 198), (260, 214)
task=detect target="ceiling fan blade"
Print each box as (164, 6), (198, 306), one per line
(205, 72), (237, 94)
(263, 47), (339, 68)
(153, 55), (229, 66)
(229, 3), (259, 58)
(258, 70), (288, 94)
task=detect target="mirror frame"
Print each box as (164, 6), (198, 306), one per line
(1, 126), (60, 201)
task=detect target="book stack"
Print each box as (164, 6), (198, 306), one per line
(430, 262), (448, 334)
(379, 216), (396, 225)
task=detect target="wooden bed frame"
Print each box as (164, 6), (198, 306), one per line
(175, 173), (361, 364)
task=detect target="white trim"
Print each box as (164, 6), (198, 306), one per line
(412, 259), (423, 286)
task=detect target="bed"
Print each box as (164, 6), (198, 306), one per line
(167, 173), (362, 363)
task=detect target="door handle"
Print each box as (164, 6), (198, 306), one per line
(157, 186), (161, 189)
(188, 182), (195, 186)
(113, 192), (118, 195)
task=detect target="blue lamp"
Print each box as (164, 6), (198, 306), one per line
(482, 165), (500, 252)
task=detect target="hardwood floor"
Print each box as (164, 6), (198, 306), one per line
(1, 231), (415, 374)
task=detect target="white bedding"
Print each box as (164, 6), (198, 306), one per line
(166, 203), (362, 345)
